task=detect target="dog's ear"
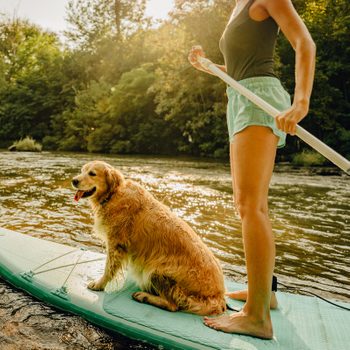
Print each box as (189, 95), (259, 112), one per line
(105, 166), (124, 193)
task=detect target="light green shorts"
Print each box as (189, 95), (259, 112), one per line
(226, 76), (291, 148)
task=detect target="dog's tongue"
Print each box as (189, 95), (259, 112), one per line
(74, 190), (85, 202)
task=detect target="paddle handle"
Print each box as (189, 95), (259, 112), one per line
(198, 57), (350, 175)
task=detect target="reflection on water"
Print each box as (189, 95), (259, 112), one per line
(0, 151), (349, 348)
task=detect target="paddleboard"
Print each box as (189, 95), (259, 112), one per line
(0, 227), (349, 350)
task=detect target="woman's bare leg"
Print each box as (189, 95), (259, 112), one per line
(226, 128), (278, 310)
(204, 126), (278, 339)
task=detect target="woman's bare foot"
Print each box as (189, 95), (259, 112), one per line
(226, 290), (278, 309)
(204, 310), (273, 339)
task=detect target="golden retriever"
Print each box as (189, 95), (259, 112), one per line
(72, 160), (226, 316)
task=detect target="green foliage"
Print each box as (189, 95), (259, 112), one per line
(58, 64), (178, 154)
(0, 0), (349, 162)
(152, 1), (231, 156)
(0, 18), (78, 145)
(9, 136), (42, 152)
(277, 0), (350, 158)
(58, 79), (113, 151)
(292, 150), (327, 166)
(65, 0), (147, 47)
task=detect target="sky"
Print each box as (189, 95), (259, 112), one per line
(0, 0), (174, 34)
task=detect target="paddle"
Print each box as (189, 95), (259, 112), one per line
(197, 56), (350, 175)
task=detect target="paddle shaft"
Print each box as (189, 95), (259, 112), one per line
(198, 56), (350, 175)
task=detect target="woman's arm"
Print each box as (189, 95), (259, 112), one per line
(188, 45), (227, 75)
(263, 0), (316, 135)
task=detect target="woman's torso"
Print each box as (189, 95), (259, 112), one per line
(219, 0), (279, 81)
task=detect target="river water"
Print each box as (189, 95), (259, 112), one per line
(0, 151), (349, 349)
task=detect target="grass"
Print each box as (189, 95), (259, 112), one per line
(292, 150), (327, 166)
(9, 136), (42, 152)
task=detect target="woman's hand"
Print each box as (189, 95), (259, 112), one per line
(276, 101), (309, 135)
(188, 45), (208, 72)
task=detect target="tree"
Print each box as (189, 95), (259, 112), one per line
(277, 0), (350, 158)
(1, 0), (348, 160)
(151, 1), (232, 156)
(57, 79), (113, 151)
(108, 64), (176, 154)
(64, 0), (149, 85)
(0, 18), (70, 144)
(65, 0), (147, 48)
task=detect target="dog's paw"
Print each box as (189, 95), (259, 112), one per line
(132, 291), (149, 303)
(87, 279), (106, 291)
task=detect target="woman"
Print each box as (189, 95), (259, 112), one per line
(188, 0), (316, 339)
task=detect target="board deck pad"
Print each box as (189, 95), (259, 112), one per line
(0, 227), (349, 350)
(104, 279), (350, 350)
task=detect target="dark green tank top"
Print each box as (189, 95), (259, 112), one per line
(219, 0), (278, 81)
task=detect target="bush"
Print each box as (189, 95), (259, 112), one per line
(292, 150), (327, 166)
(110, 140), (132, 154)
(8, 136), (42, 152)
(42, 135), (59, 150)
